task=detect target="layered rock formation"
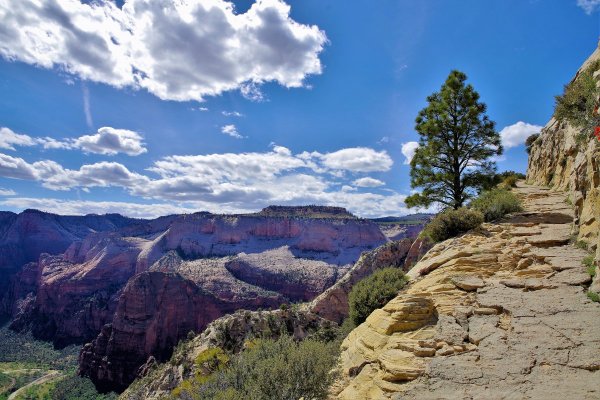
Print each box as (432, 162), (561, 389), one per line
(334, 184), (600, 399)
(0, 210), (137, 314)
(309, 239), (426, 323)
(527, 45), (600, 293)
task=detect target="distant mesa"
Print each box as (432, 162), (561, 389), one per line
(254, 205), (357, 219)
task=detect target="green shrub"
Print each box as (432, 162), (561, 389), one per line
(555, 60), (600, 144)
(587, 291), (600, 303)
(421, 208), (484, 242)
(500, 175), (519, 189)
(480, 171), (526, 191)
(348, 267), (408, 325)
(525, 133), (540, 154)
(470, 189), (522, 222)
(584, 255), (596, 278)
(176, 335), (339, 400)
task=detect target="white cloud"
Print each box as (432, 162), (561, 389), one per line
(0, 126), (146, 156)
(0, 127), (37, 150)
(240, 82), (266, 102)
(0, 188), (16, 196)
(222, 111), (244, 117)
(318, 148), (393, 172)
(401, 141), (419, 165)
(352, 177), (385, 187)
(577, 0), (600, 13)
(0, 153), (40, 180)
(0, 0), (327, 102)
(71, 127), (147, 156)
(221, 124), (245, 139)
(0, 145), (411, 217)
(499, 121), (542, 149)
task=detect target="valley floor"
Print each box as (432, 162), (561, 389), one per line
(336, 183), (600, 399)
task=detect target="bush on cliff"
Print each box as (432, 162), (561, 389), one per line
(172, 335), (339, 400)
(348, 267), (408, 325)
(421, 208), (484, 243)
(555, 59), (600, 143)
(525, 133), (540, 154)
(470, 188), (522, 222)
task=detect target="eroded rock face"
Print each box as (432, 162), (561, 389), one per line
(10, 233), (145, 346)
(309, 239), (416, 324)
(79, 271), (232, 393)
(527, 45), (600, 293)
(334, 184), (600, 399)
(0, 210), (136, 314)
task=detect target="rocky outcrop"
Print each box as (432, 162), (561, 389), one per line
(527, 45), (600, 294)
(0, 210), (137, 314)
(119, 308), (335, 400)
(9, 232), (145, 346)
(79, 271), (236, 392)
(309, 239), (417, 323)
(334, 184), (600, 399)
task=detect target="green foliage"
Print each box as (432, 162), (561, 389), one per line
(479, 171), (525, 191)
(406, 70), (502, 210)
(574, 240), (589, 250)
(0, 323), (79, 369)
(348, 268), (408, 326)
(555, 60), (600, 145)
(421, 208), (484, 243)
(173, 335), (339, 400)
(584, 255), (596, 277)
(470, 189), (522, 222)
(525, 133), (540, 154)
(49, 374), (117, 400)
(587, 291), (600, 303)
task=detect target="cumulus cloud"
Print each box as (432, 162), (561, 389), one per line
(0, 126), (146, 156)
(71, 127), (147, 155)
(318, 148), (393, 172)
(0, 145), (410, 217)
(0, 0), (327, 102)
(499, 121), (542, 149)
(352, 177), (385, 187)
(401, 141), (419, 165)
(577, 0), (600, 13)
(221, 124), (245, 139)
(0, 127), (37, 150)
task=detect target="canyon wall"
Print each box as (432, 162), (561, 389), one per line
(527, 45), (600, 293)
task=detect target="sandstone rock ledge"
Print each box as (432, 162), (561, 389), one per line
(335, 183), (600, 400)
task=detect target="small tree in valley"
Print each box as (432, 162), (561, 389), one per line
(406, 70), (502, 210)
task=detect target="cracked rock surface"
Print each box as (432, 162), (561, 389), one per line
(334, 183), (600, 399)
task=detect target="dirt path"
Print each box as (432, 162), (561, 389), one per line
(7, 371), (61, 400)
(337, 183), (600, 399)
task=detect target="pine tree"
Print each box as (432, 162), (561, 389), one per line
(405, 70), (502, 210)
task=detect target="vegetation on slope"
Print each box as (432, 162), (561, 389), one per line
(555, 59), (600, 146)
(348, 267), (408, 325)
(170, 335), (339, 400)
(420, 181), (523, 243)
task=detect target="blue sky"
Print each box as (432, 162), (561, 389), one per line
(0, 0), (598, 218)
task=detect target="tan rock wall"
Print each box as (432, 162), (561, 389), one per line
(527, 45), (600, 291)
